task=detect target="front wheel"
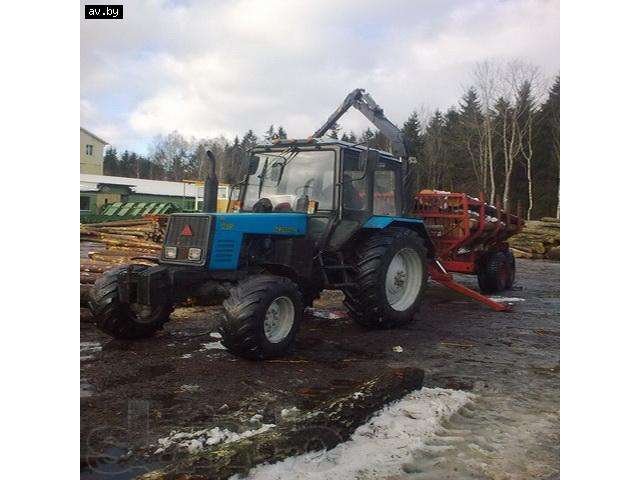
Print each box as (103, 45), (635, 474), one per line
(343, 227), (429, 329)
(88, 265), (173, 339)
(219, 275), (303, 360)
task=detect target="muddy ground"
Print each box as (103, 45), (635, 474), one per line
(81, 258), (559, 480)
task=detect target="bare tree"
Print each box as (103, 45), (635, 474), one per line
(149, 131), (191, 181)
(472, 61), (500, 204)
(498, 60), (543, 213)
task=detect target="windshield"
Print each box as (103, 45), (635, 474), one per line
(242, 149), (335, 212)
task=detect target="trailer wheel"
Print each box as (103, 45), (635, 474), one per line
(477, 251), (512, 293)
(88, 265), (172, 339)
(343, 227), (428, 329)
(505, 249), (516, 289)
(220, 275), (303, 360)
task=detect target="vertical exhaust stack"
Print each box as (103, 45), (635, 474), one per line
(203, 150), (219, 213)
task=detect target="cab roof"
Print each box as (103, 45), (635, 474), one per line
(254, 137), (399, 161)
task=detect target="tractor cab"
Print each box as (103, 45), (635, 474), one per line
(230, 138), (408, 251)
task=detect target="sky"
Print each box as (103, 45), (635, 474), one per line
(80, 0), (559, 154)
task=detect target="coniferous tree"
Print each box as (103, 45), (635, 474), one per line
(402, 111), (423, 157)
(120, 150), (131, 177)
(359, 128), (375, 144)
(103, 147), (118, 175)
(276, 126), (287, 139)
(264, 125), (275, 141)
(241, 130), (258, 151)
(458, 88), (485, 194)
(533, 76), (560, 218)
(341, 131), (357, 143)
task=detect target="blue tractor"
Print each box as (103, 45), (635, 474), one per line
(89, 89), (436, 359)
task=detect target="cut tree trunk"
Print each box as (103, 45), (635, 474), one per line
(138, 367), (425, 480)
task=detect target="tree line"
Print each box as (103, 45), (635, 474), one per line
(102, 61), (559, 219)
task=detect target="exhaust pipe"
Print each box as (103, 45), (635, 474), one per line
(203, 150), (218, 213)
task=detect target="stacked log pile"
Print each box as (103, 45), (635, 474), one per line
(80, 217), (167, 305)
(510, 217), (560, 260)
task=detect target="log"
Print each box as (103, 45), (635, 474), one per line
(511, 247), (533, 259)
(91, 228), (152, 238)
(81, 237), (161, 250)
(81, 219), (156, 228)
(82, 232), (147, 243)
(95, 247), (159, 257)
(85, 254), (158, 270)
(509, 240), (546, 254)
(88, 253), (135, 264)
(80, 261), (118, 273)
(138, 367), (425, 480)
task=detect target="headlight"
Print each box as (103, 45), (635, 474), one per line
(188, 248), (202, 260)
(164, 246), (177, 259)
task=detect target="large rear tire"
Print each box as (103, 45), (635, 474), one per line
(220, 275), (303, 360)
(343, 228), (428, 329)
(88, 265), (172, 339)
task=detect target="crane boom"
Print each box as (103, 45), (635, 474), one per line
(312, 88), (408, 158)
(313, 88), (416, 216)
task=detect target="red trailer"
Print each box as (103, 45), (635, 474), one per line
(412, 190), (525, 311)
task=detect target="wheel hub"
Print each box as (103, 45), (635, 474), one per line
(385, 248), (424, 312)
(263, 296), (295, 343)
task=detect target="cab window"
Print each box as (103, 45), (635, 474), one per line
(373, 160), (399, 215)
(342, 149), (368, 211)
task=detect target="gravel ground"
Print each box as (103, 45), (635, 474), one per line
(80, 258), (559, 479)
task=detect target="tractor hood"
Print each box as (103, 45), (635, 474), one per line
(161, 212), (309, 271)
(209, 212), (308, 236)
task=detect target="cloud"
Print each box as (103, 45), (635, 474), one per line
(81, 0), (559, 152)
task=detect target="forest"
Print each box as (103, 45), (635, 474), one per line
(102, 61), (559, 219)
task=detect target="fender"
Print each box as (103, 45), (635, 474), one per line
(363, 215), (435, 256)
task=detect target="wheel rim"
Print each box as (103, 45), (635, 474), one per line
(263, 296), (295, 343)
(385, 248), (423, 311)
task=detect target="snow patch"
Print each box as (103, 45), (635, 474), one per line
(489, 296), (526, 303)
(154, 423), (275, 454)
(249, 414), (264, 423)
(201, 341), (226, 351)
(307, 308), (347, 320)
(180, 384), (200, 393)
(280, 407), (300, 419)
(80, 341), (102, 362)
(210, 332), (222, 339)
(237, 387), (473, 480)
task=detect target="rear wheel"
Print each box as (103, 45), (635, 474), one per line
(505, 249), (516, 289)
(220, 275), (303, 360)
(88, 265), (172, 339)
(477, 250), (513, 293)
(343, 228), (428, 329)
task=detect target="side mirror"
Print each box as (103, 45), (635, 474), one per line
(358, 149), (379, 177)
(248, 155), (260, 175)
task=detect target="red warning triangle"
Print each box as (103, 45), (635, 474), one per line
(180, 224), (193, 236)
